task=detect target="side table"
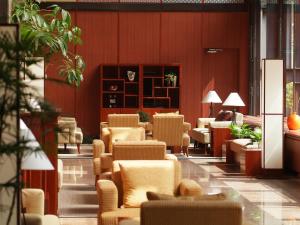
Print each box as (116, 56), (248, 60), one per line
(210, 127), (231, 157)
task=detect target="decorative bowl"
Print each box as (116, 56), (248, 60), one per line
(109, 85), (118, 91)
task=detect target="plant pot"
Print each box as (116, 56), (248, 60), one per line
(287, 112), (300, 130)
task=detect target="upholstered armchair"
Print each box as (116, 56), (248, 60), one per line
(96, 160), (203, 225)
(57, 116), (83, 154)
(137, 200), (243, 225)
(22, 189), (59, 225)
(93, 137), (177, 181)
(100, 114), (151, 152)
(151, 115), (191, 156)
(93, 127), (146, 179)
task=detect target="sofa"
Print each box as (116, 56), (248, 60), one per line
(118, 200), (242, 225)
(96, 160), (203, 225)
(21, 188), (59, 225)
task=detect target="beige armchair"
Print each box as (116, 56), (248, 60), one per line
(57, 116), (83, 154)
(151, 115), (191, 156)
(22, 188), (59, 225)
(96, 160), (203, 225)
(138, 200), (243, 225)
(93, 138), (177, 181)
(100, 114), (150, 152)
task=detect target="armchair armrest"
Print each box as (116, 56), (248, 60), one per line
(22, 189), (44, 215)
(183, 122), (191, 132)
(96, 180), (118, 213)
(101, 127), (111, 152)
(93, 139), (105, 158)
(197, 118), (215, 128)
(23, 213), (43, 225)
(209, 121), (231, 128)
(178, 179), (203, 197)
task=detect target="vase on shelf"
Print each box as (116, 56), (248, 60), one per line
(172, 76), (177, 87)
(287, 112), (300, 130)
(127, 71), (135, 82)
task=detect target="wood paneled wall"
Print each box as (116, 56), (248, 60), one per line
(45, 11), (249, 137)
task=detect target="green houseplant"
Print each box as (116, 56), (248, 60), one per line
(12, 0), (85, 86)
(164, 72), (177, 87)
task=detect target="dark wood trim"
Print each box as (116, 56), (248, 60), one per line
(40, 2), (248, 12)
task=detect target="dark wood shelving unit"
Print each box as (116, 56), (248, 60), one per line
(100, 64), (180, 121)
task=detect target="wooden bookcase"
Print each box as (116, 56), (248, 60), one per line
(100, 64), (180, 121)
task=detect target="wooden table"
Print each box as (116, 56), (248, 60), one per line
(226, 139), (262, 176)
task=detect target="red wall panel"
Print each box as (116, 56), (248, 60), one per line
(161, 13), (203, 126)
(76, 12), (118, 136)
(119, 12), (160, 64)
(45, 11), (249, 136)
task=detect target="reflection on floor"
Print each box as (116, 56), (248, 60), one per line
(59, 148), (300, 225)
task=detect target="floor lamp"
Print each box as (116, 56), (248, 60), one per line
(222, 92), (245, 124)
(202, 91), (222, 118)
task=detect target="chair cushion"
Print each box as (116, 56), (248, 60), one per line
(109, 127), (146, 152)
(118, 160), (177, 208)
(100, 208), (140, 225)
(43, 215), (60, 225)
(215, 110), (233, 121)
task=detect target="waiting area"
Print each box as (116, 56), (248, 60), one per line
(1, 1), (300, 225)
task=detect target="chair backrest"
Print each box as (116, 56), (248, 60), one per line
(152, 115), (184, 146)
(112, 160), (181, 207)
(108, 114), (140, 127)
(22, 188), (44, 215)
(140, 200), (242, 225)
(112, 140), (166, 160)
(108, 127), (146, 153)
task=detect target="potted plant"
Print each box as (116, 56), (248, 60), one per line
(229, 123), (252, 139)
(164, 73), (177, 87)
(249, 127), (262, 148)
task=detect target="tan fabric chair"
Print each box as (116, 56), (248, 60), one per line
(138, 200), (243, 225)
(93, 138), (177, 182)
(151, 115), (191, 156)
(57, 116), (83, 154)
(96, 160), (203, 225)
(100, 114), (150, 152)
(22, 188), (59, 225)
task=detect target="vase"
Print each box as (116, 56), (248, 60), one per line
(127, 71), (135, 82)
(172, 76), (177, 87)
(287, 112), (300, 130)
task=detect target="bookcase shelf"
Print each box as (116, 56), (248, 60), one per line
(100, 64), (180, 120)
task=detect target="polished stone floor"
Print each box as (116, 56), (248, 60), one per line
(59, 152), (300, 225)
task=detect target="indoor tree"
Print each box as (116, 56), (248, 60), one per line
(12, 0), (85, 86)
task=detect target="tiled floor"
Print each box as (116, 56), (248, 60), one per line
(59, 150), (300, 225)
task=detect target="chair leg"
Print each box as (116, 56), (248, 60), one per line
(64, 143), (67, 150)
(77, 143), (81, 154)
(182, 146), (189, 157)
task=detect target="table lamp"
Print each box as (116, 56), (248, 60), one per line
(20, 119), (54, 170)
(202, 90), (222, 117)
(222, 92), (245, 124)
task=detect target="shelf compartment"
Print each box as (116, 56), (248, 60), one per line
(143, 66), (163, 77)
(125, 96), (139, 108)
(168, 88), (179, 108)
(103, 66), (118, 79)
(164, 66), (180, 86)
(125, 83), (139, 95)
(143, 78), (153, 97)
(154, 87), (167, 97)
(120, 65), (139, 82)
(143, 97), (170, 108)
(153, 78), (163, 87)
(103, 80), (124, 92)
(103, 93), (124, 108)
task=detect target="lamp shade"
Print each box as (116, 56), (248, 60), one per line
(222, 92), (245, 107)
(20, 119), (54, 170)
(202, 91), (222, 103)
